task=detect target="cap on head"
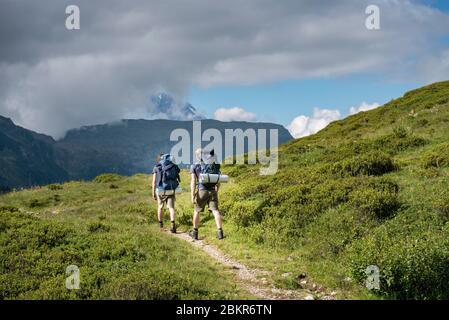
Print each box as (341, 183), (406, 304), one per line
(160, 154), (174, 162)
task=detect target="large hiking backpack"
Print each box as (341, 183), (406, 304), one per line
(156, 154), (180, 191)
(199, 162), (221, 187)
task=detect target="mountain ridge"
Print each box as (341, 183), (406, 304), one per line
(0, 117), (293, 190)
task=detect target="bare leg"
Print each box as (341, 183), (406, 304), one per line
(168, 207), (176, 222)
(193, 210), (200, 229)
(211, 209), (222, 229)
(157, 204), (164, 222)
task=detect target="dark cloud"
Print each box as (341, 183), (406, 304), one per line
(0, 0), (448, 137)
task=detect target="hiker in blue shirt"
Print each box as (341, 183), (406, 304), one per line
(189, 148), (224, 240)
(152, 153), (180, 233)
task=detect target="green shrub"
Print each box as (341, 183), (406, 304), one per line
(223, 164), (251, 177)
(29, 198), (50, 208)
(374, 133), (427, 153)
(105, 273), (180, 299)
(421, 142), (449, 169)
(246, 215), (299, 248)
(347, 222), (449, 299)
(227, 199), (265, 228)
(1, 212), (72, 250)
(349, 178), (399, 219)
(0, 205), (20, 213)
(432, 189), (449, 221)
(87, 222), (110, 233)
(123, 202), (150, 216)
(328, 152), (396, 177)
(393, 126), (408, 139)
(47, 184), (63, 191)
(304, 206), (379, 258)
(28, 195), (60, 208)
(94, 173), (123, 183)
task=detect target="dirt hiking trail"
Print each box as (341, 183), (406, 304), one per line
(164, 229), (336, 300)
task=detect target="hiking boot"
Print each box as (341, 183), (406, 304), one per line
(170, 223), (177, 234)
(217, 229), (224, 240)
(158, 221), (163, 229)
(189, 229), (198, 240)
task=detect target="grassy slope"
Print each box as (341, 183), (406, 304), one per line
(1, 80), (448, 300)
(0, 174), (249, 299)
(176, 81), (449, 299)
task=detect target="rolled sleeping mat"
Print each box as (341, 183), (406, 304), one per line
(156, 187), (182, 196)
(199, 173), (229, 184)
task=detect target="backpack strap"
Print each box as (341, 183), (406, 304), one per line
(162, 163), (175, 171)
(155, 164), (163, 186)
(193, 163), (202, 180)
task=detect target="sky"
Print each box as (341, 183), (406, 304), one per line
(1, 0), (449, 139)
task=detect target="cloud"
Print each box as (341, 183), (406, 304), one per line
(0, 0), (449, 137)
(349, 101), (381, 115)
(287, 108), (341, 138)
(214, 107), (257, 122)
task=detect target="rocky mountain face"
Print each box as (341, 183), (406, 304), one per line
(0, 116), (68, 191)
(55, 119), (293, 180)
(0, 116), (293, 190)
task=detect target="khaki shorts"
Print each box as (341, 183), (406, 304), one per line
(194, 189), (218, 212)
(157, 194), (175, 209)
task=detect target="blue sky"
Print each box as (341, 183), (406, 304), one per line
(186, 0), (449, 132)
(188, 76), (421, 127)
(420, 0), (449, 12)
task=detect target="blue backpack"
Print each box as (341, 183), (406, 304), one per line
(156, 154), (180, 191)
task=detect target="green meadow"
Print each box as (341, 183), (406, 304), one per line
(1, 80), (449, 299)
(0, 174), (248, 299)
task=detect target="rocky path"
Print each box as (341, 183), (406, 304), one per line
(165, 230), (335, 300)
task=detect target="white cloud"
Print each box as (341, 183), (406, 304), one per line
(1, 0), (449, 137)
(287, 108), (341, 138)
(288, 101), (382, 138)
(349, 102), (381, 115)
(214, 107), (257, 122)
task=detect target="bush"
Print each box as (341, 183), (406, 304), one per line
(0, 205), (20, 213)
(421, 142), (449, 169)
(47, 184), (63, 191)
(29, 198), (50, 208)
(304, 206), (378, 257)
(393, 126), (408, 139)
(94, 173), (123, 183)
(28, 195), (60, 208)
(246, 214), (299, 248)
(328, 152), (396, 177)
(227, 199), (265, 228)
(374, 133), (427, 153)
(349, 178), (400, 219)
(432, 189), (449, 221)
(87, 222), (110, 233)
(348, 222), (449, 299)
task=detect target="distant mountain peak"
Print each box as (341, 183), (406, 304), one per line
(150, 93), (204, 120)
(0, 115), (14, 126)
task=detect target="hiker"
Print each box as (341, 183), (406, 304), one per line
(189, 148), (224, 240)
(152, 153), (181, 233)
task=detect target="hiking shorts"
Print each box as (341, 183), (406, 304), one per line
(157, 194), (175, 209)
(194, 189), (218, 212)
